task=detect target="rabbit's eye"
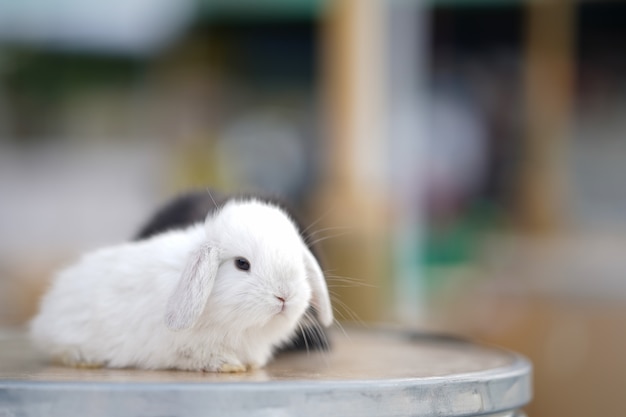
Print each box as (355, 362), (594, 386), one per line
(235, 257), (251, 271)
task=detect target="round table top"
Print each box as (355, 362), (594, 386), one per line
(0, 327), (532, 417)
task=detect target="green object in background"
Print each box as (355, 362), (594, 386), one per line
(424, 201), (501, 266)
(197, 0), (325, 20)
(423, 201), (503, 292)
(197, 0), (522, 21)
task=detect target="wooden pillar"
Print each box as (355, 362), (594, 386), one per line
(317, 0), (390, 322)
(520, 0), (575, 233)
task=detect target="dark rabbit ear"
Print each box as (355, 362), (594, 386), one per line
(303, 247), (333, 327)
(164, 244), (219, 331)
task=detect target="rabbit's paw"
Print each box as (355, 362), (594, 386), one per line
(57, 350), (104, 369)
(203, 356), (247, 373)
(218, 362), (248, 373)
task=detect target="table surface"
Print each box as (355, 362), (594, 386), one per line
(0, 327), (532, 417)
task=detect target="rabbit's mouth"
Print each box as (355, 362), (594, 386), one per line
(275, 295), (287, 313)
(273, 303), (298, 321)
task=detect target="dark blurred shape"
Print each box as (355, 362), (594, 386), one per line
(134, 191), (220, 240)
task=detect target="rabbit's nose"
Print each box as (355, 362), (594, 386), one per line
(274, 295), (286, 312)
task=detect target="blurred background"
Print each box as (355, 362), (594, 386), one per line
(1, 0), (625, 415)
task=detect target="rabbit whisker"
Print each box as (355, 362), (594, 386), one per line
(308, 231), (352, 247)
(297, 321), (310, 355)
(332, 317), (350, 342)
(325, 275), (378, 289)
(300, 205), (338, 235)
(300, 311), (331, 364)
(330, 295), (365, 326)
(306, 226), (353, 240)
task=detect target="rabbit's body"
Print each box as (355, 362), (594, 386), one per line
(30, 200), (331, 371)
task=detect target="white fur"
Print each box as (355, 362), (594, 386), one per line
(30, 199), (333, 372)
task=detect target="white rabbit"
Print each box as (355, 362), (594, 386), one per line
(30, 199), (333, 372)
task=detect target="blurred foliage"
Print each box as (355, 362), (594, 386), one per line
(4, 50), (144, 97)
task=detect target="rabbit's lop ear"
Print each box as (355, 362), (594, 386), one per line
(165, 244), (219, 331)
(303, 248), (333, 327)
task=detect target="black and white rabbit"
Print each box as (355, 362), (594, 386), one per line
(134, 190), (332, 352)
(30, 198), (333, 371)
